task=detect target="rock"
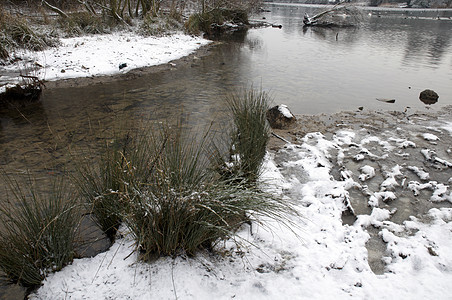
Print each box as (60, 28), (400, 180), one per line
(119, 63), (127, 70)
(419, 89), (439, 105)
(74, 214), (111, 258)
(266, 104), (296, 129)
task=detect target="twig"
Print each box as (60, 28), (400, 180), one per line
(20, 75), (46, 87)
(271, 132), (290, 144)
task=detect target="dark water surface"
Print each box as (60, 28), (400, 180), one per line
(249, 4), (452, 113)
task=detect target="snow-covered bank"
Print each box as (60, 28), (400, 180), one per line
(31, 109), (452, 299)
(0, 32), (210, 93)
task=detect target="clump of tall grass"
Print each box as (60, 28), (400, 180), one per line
(73, 126), (163, 240)
(139, 14), (183, 37)
(121, 126), (295, 259)
(0, 43), (9, 61)
(73, 118), (296, 260)
(0, 6), (58, 58)
(0, 175), (79, 286)
(214, 89), (271, 184)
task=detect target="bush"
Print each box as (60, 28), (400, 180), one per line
(58, 12), (109, 36)
(185, 8), (248, 35)
(0, 175), (79, 286)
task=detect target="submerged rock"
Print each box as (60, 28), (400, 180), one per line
(419, 89), (439, 105)
(267, 104), (296, 129)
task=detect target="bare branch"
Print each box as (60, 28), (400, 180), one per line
(41, 0), (69, 18)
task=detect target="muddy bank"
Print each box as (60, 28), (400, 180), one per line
(269, 106), (452, 150)
(269, 105), (452, 274)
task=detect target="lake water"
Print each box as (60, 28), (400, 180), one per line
(245, 4), (452, 114)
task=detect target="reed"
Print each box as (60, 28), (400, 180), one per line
(214, 88), (271, 184)
(0, 175), (79, 286)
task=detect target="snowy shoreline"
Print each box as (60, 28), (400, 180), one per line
(29, 107), (452, 299)
(0, 31), (210, 93)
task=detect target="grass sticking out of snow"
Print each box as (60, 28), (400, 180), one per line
(58, 12), (110, 36)
(214, 89), (271, 184)
(0, 6), (57, 56)
(73, 119), (296, 259)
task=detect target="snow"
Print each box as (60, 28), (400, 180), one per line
(422, 133), (440, 141)
(1, 31), (210, 86)
(278, 104), (294, 119)
(440, 122), (452, 136)
(30, 113), (452, 300)
(407, 166), (430, 181)
(359, 165), (375, 181)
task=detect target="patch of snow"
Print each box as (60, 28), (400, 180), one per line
(408, 181), (451, 202)
(421, 148), (435, 161)
(389, 137), (416, 149)
(422, 133), (439, 141)
(359, 165), (375, 181)
(440, 121), (452, 136)
(407, 166), (430, 181)
(380, 165), (403, 191)
(278, 104), (294, 119)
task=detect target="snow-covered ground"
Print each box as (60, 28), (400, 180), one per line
(0, 31), (210, 93)
(31, 112), (452, 299)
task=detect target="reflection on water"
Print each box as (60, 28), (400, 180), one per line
(246, 4), (452, 114)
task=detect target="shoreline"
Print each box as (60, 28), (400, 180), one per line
(42, 41), (219, 90)
(0, 31), (215, 95)
(268, 104), (452, 150)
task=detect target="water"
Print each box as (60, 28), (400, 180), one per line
(247, 4), (452, 114)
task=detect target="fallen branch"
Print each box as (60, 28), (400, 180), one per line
(271, 132), (291, 144)
(41, 0), (69, 18)
(20, 75), (46, 88)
